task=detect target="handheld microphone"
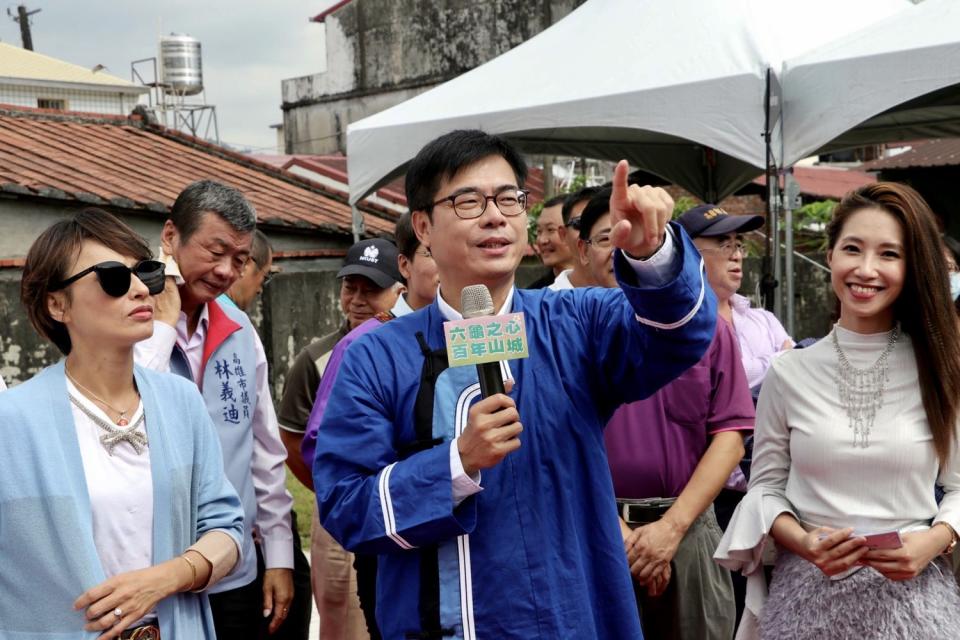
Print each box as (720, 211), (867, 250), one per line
(461, 284), (506, 398)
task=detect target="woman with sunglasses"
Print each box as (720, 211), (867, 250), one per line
(715, 183), (960, 638)
(0, 209), (243, 640)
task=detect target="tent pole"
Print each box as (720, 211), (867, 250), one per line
(772, 178), (782, 319)
(783, 169), (799, 336)
(761, 67), (779, 312)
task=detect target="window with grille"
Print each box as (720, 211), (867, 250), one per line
(37, 98), (67, 110)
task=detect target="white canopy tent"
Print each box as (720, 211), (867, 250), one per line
(346, 0), (908, 205)
(781, 0), (960, 165)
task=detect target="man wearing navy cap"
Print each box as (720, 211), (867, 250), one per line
(677, 204), (793, 627)
(676, 205), (793, 391)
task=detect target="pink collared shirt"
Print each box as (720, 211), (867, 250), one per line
(729, 294), (793, 389)
(135, 306), (294, 570)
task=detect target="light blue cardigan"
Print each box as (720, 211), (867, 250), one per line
(0, 361), (244, 639)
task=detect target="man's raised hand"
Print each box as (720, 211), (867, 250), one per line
(608, 160), (674, 259)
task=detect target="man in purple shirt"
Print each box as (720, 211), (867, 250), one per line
(576, 190), (755, 640)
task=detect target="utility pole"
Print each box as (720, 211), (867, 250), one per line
(8, 5), (41, 51)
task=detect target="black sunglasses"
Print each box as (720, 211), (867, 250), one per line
(51, 260), (166, 297)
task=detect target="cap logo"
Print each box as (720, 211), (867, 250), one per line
(360, 245), (380, 263)
(703, 207), (728, 220)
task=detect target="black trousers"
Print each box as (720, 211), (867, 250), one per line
(209, 512), (313, 640)
(714, 488), (747, 631)
(353, 553), (381, 640)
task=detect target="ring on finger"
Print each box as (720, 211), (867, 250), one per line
(114, 608), (123, 618)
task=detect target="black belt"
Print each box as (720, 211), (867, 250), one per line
(617, 498), (676, 525)
(120, 624), (160, 640)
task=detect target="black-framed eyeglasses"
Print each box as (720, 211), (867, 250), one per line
(586, 233), (613, 249)
(432, 189), (529, 219)
(51, 260), (166, 297)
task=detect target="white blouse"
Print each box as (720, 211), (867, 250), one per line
(68, 381), (155, 582)
(715, 325), (960, 638)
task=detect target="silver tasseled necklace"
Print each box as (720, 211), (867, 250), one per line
(831, 323), (901, 448)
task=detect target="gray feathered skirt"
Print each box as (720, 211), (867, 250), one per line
(761, 551), (960, 639)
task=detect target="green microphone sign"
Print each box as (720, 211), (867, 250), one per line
(443, 312), (529, 367)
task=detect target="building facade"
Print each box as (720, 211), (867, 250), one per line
(281, 0), (586, 154)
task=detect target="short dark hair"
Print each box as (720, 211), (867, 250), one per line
(395, 211), (420, 260)
(562, 186), (601, 224)
(405, 130), (528, 215)
(21, 208), (153, 355)
(169, 180), (257, 241)
(250, 229), (272, 271)
(542, 194), (567, 209)
(579, 188), (613, 240)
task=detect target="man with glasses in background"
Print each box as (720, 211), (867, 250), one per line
(312, 129), (717, 639)
(678, 205), (794, 393)
(528, 194), (574, 288)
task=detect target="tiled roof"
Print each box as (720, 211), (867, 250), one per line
(253, 153), (547, 208)
(0, 105), (396, 236)
(0, 42), (145, 91)
(862, 139), (960, 170)
(753, 166), (875, 200)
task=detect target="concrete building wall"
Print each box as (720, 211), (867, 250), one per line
(282, 0), (586, 154)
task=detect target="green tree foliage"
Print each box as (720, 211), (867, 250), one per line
(671, 196), (698, 218)
(792, 199), (837, 253)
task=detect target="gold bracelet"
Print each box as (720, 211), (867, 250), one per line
(180, 553), (198, 591)
(937, 522), (958, 556)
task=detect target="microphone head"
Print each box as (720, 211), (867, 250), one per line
(461, 284), (494, 319)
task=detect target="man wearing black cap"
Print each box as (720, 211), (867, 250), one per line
(277, 237), (404, 640)
(676, 205), (794, 392)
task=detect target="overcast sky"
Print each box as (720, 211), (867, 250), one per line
(0, 1), (333, 152)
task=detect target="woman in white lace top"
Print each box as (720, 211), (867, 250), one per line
(715, 182), (960, 639)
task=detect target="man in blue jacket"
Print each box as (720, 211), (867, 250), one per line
(314, 130), (716, 639)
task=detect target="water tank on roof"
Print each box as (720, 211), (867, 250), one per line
(160, 33), (203, 96)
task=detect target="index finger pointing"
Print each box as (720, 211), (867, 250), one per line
(610, 160), (630, 210)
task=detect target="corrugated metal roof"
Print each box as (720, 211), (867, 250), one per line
(753, 166), (875, 200)
(0, 105), (395, 236)
(862, 139), (960, 170)
(0, 42), (145, 91)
